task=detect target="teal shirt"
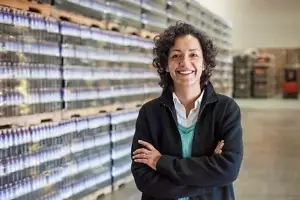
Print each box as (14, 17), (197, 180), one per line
(177, 123), (196, 200)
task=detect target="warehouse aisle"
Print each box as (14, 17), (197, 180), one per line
(101, 100), (300, 200)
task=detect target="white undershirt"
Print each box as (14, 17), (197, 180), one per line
(172, 90), (204, 128)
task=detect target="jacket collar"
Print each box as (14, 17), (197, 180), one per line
(159, 81), (219, 109)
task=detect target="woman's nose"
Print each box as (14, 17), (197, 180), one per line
(179, 55), (191, 67)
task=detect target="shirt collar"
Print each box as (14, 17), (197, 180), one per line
(172, 89), (205, 109)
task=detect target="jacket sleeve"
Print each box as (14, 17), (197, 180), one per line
(131, 105), (210, 199)
(156, 99), (243, 187)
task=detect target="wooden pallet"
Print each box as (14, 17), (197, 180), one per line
(141, 29), (158, 39)
(62, 100), (144, 120)
(113, 174), (134, 191)
(107, 21), (121, 32)
(19, 0), (51, 4)
(107, 22), (139, 35)
(124, 26), (140, 36)
(0, 0), (51, 16)
(51, 7), (107, 30)
(113, 100), (143, 111)
(0, 99), (149, 128)
(78, 185), (112, 200)
(0, 110), (62, 128)
(61, 104), (115, 120)
(110, 105), (140, 116)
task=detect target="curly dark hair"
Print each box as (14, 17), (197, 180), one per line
(152, 21), (218, 90)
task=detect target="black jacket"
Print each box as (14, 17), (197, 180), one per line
(131, 82), (243, 200)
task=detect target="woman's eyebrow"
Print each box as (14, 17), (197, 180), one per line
(170, 49), (181, 52)
(189, 49), (201, 52)
(170, 49), (201, 52)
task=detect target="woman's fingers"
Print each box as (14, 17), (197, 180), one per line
(214, 140), (224, 154)
(138, 140), (155, 150)
(133, 148), (150, 155)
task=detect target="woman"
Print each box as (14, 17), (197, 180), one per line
(131, 22), (243, 200)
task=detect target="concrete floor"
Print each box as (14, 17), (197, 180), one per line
(101, 99), (300, 200)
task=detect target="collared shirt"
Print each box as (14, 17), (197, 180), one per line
(172, 90), (204, 128)
(173, 90), (204, 200)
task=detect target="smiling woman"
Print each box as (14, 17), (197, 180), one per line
(153, 22), (217, 91)
(131, 21), (243, 200)
(167, 35), (204, 90)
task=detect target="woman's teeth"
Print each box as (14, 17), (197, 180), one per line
(178, 70), (193, 75)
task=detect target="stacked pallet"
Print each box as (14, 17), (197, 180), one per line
(0, 6), (62, 120)
(52, 0), (234, 96)
(233, 54), (256, 98)
(252, 54), (276, 98)
(0, 112), (113, 200)
(0, 0), (234, 199)
(110, 109), (138, 191)
(0, 1), (158, 199)
(186, 0), (234, 96)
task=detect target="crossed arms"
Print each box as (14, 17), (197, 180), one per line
(130, 100), (243, 199)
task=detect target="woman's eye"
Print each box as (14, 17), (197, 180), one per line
(171, 55), (179, 59)
(191, 53), (198, 57)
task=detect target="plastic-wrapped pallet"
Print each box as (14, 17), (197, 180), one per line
(107, 0), (142, 28)
(0, 113), (112, 200)
(141, 0), (168, 32)
(233, 54), (256, 98)
(110, 109), (139, 189)
(61, 114), (111, 199)
(166, 0), (187, 26)
(54, 0), (107, 21)
(0, 7), (62, 118)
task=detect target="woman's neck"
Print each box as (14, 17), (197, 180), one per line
(174, 84), (202, 116)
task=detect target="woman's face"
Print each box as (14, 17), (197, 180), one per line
(167, 34), (204, 89)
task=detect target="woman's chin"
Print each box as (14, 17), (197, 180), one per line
(174, 80), (200, 89)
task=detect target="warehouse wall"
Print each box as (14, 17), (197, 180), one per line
(199, 0), (300, 49)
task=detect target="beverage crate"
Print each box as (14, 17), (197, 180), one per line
(251, 54), (276, 98)
(252, 82), (276, 98)
(234, 68), (252, 81)
(233, 54), (255, 69)
(252, 66), (276, 83)
(233, 80), (252, 98)
(232, 54), (255, 98)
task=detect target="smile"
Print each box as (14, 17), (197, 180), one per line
(177, 70), (195, 75)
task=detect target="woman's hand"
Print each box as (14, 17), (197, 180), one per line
(214, 140), (224, 154)
(133, 140), (224, 170)
(132, 140), (161, 170)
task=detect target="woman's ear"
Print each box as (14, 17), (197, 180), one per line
(166, 67), (170, 72)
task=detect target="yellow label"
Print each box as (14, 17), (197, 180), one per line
(29, 143), (40, 152)
(19, 104), (30, 115)
(16, 52), (26, 62)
